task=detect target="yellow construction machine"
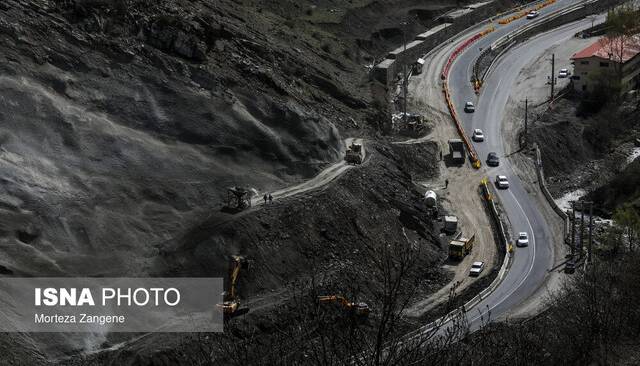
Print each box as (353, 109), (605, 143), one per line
(217, 255), (249, 318)
(344, 143), (363, 165)
(317, 295), (370, 318)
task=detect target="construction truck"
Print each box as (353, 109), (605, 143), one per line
(395, 113), (427, 137)
(344, 143), (363, 165)
(217, 255), (249, 318)
(448, 138), (465, 164)
(443, 215), (458, 234)
(317, 295), (370, 318)
(449, 234), (475, 260)
(226, 187), (252, 211)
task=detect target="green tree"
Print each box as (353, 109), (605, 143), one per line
(602, 5), (640, 90)
(613, 205), (640, 252)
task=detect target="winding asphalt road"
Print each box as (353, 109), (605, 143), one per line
(431, 0), (601, 331)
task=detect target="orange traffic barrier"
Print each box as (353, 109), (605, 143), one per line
(443, 82), (481, 168)
(497, 0), (555, 25)
(441, 28), (495, 169)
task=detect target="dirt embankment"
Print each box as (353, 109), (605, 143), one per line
(0, 0), (461, 363)
(254, 0), (466, 58)
(52, 141), (448, 365)
(531, 94), (640, 215)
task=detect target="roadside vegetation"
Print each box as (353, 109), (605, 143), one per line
(161, 219), (640, 366)
(578, 4), (640, 114)
(194, 7), (640, 365)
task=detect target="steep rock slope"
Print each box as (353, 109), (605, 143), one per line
(0, 0), (460, 362)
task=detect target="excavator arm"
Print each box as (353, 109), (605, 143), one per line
(227, 260), (242, 300)
(218, 255), (249, 317)
(317, 295), (370, 318)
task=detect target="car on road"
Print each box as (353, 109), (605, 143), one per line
(526, 10), (539, 19)
(516, 232), (529, 247)
(495, 175), (509, 189)
(464, 101), (475, 113)
(470, 261), (485, 277)
(472, 128), (485, 142)
(558, 68), (570, 78)
(486, 152), (500, 166)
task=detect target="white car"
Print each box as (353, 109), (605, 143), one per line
(472, 128), (485, 142)
(526, 10), (539, 19)
(516, 232), (529, 247)
(464, 101), (475, 113)
(470, 261), (485, 277)
(558, 68), (570, 78)
(495, 175), (509, 189)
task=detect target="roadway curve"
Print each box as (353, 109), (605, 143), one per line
(433, 0), (598, 330)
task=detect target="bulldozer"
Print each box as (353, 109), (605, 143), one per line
(217, 255), (249, 318)
(344, 143), (363, 165)
(317, 295), (370, 318)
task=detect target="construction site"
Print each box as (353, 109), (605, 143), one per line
(1, 0), (640, 365)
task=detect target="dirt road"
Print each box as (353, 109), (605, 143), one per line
(250, 137), (365, 206)
(404, 34), (497, 317)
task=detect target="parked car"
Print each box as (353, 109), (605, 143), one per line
(527, 10), (539, 19)
(495, 175), (509, 189)
(516, 232), (529, 247)
(472, 128), (485, 142)
(470, 261), (485, 277)
(487, 152), (500, 166)
(464, 101), (475, 113)
(558, 68), (570, 78)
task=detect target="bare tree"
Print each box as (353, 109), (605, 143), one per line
(200, 224), (471, 366)
(599, 5), (640, 94)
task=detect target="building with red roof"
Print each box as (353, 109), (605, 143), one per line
(571, 35), (640, 93)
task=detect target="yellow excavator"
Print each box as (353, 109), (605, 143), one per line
(217, 255), (249, 318)
(317, 295), (370, 318)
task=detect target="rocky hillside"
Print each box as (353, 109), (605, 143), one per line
(0, 0), (477, 277)
(532, 94), (640, 216)
(0, 0), (478, 362)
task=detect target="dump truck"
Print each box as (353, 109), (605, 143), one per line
(345, 143), (363, 165)
(448, 138), (465, 164)
(449, 234), (475, 260)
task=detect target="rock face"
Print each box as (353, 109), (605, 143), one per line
(147, 17), (207, 61)
(0, 0), (364, 279)
(0, 0), (446, 363)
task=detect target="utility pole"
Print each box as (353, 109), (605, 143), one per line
(588, 202), (594, 263)
(570, 201), (576, 260)
(402, 21), (408, 126)
(550, 53), (555, 99)
(579, 201), (585, 255)
(524, 98), (528, 147)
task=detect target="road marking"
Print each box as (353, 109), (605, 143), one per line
(467, 183), (537, 325)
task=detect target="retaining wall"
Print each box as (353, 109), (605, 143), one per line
(399, 179), (513, 342)
(535, 144), (570, 242)
(475, 0), (628, 83)
(373, 0), (516, 85)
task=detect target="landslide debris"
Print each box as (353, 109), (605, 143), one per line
(0, 0), (456, 362)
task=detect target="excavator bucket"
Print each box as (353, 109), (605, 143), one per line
(354, 303), (370, 317)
